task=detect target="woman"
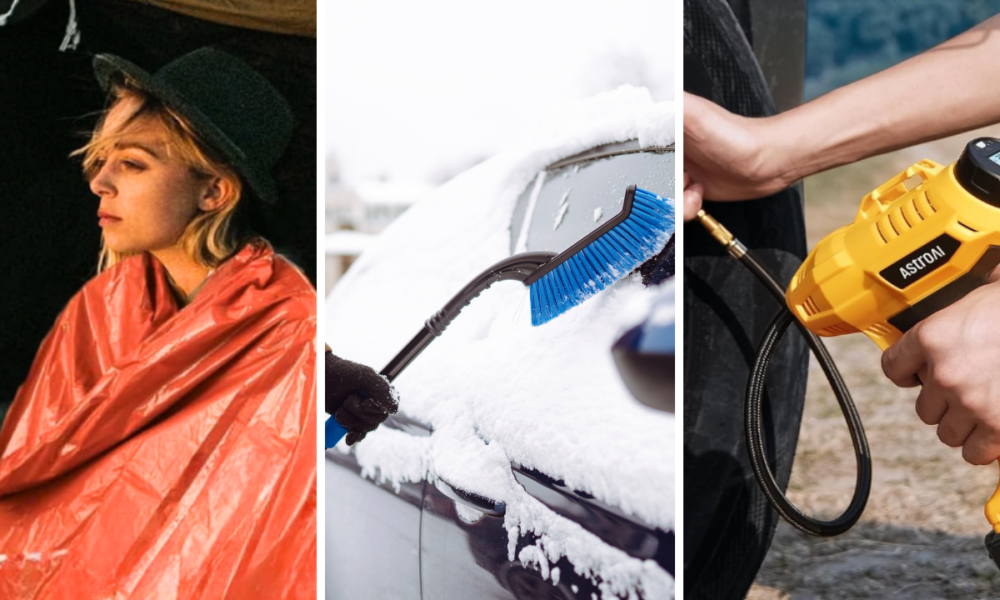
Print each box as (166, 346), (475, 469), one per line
(0, 48), (315, 599)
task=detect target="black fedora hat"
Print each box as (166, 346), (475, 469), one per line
(93, 47), (293, 205)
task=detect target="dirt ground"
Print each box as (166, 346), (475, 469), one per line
(747, 127), (1000, 600)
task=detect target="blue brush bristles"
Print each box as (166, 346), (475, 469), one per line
(529, 187), (674, 326)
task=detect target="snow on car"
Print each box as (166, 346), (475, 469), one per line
(327, 86), (675, 600)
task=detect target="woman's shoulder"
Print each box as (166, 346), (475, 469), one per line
(271, 254), (318, 311)
(271, 254), (315, 292)
(225, 240), (315, 292)
(259, 254), (316, 342)
(241, 241), (316, 315)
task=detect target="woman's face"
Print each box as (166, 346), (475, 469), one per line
(89, 98), (212, 255)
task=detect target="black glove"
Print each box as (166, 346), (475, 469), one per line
(326, 349), (398, 445)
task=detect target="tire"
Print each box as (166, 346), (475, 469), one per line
(683, 1), (809, 598)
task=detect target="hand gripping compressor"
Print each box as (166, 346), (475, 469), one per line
(698, 137), (1000, 567)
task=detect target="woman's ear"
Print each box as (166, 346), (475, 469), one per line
(199, 176), (239, 212)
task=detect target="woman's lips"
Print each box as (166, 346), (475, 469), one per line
(97, 211), (121, 227)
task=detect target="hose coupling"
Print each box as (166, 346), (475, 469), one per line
(696, 210), (747, 259)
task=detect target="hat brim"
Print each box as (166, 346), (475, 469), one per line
(93, 53), (278, 205)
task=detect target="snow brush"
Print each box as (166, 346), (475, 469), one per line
(325, 185), (673, 447)
(379, 184), (673, 380)
(526, 186), (675, 325)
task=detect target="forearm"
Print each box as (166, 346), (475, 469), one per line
(773, 15), (1000, 182)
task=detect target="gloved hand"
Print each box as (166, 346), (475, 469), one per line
(325, 346), (398, 445)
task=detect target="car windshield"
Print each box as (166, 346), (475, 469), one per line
(509, 144), (674, 255)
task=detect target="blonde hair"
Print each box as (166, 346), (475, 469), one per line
(76, 79), (248, 272)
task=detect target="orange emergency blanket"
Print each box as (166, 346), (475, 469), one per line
(0, 241), (317, 599)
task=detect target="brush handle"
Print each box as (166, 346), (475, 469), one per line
(325, 415), (349, 448)
(380, 251), (556, 382)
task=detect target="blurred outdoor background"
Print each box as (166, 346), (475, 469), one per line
(324, 0), (674, 294)
(750, 2), (1000, 598)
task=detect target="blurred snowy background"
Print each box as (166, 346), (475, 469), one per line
(324, 0), (674, 293)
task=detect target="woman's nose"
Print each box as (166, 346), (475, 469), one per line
(89, 163), (115, 197)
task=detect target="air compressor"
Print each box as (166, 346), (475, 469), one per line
(697, 137), (1000, 567)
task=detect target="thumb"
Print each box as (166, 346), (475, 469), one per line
(683, 181), (704, 222)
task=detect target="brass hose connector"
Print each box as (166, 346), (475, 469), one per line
(695, 209), (747, 259)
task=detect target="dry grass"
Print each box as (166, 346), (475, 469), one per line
(747, 127), (1000, 600)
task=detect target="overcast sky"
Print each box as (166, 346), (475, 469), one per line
(326, 1), (675, 186)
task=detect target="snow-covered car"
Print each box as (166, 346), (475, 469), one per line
(326, 88), (676, 600)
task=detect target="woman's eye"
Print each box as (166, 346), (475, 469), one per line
(121, 159), (145, 172)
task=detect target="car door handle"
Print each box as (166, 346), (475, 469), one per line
(434, 477), (506, 517)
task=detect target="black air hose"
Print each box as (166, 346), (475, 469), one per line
(699, 211), (872, 536)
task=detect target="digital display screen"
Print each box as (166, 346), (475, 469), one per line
(990, 150), (1000, 167)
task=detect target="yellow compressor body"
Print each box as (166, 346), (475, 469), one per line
(786, 137), (1000, 531)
